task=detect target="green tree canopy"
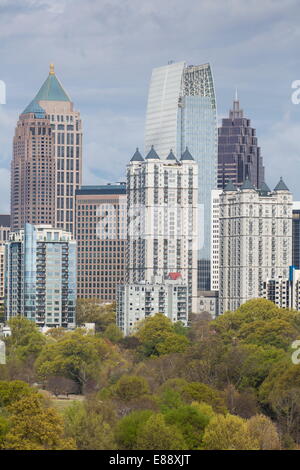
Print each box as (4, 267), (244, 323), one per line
(136, 413), (186, 450)
(35, 329), (119, 393)
(202, 413), (259, 450)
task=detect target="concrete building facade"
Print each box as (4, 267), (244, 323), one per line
(117, 273), (188, 336)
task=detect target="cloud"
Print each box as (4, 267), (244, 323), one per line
(0, 0), (300, 208)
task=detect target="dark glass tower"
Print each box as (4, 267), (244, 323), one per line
(218, 93), (264, 189)
(293, 206), (300, 269)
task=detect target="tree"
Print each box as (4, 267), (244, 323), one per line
(0, 380), (37, 407)
(202, 414), (259, 450)
(135, 313), (189, 357)
(114, 375), (150, 401)
(0, 416), (9, 448)
(4, 317), (46, 382)
(164, 405), (210, 449)
(136, 413), (186, 450)
(156, 333), (189, 355)
(115, 410), (153, 450)
(247, 414), (280, 450)
(35, 329), (119, 393)
(45, 376), (79, 396)
(64, 400), (116, 450)
(180, 381), (227, 414)
(102, 324), (123, 343)
(76, 298), (116, 332)
(3, 394), (75, 450)
(237, 319), (298, 350)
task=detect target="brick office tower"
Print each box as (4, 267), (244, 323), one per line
(11, 101), (55, 231)
(218, 92), (264, 190)
(75, 183), (127, 301)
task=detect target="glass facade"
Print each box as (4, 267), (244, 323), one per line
(5, 224), (76, 328)
(218, 97), (264, 189)
(293, 209), (300, 269)
(145, 62), (218, 291)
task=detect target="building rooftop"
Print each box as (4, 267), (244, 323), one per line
(22, 99), (46, 117)
(0, 215), (10, 227)
(76, 183), (126, 196)
(130, 148), (144, 162)
(145, 145), (160, 160)
(34, 64), (71, 102)
(240, 177), (256, 190)
(166, 149), (177, 161)
(223, 180), (237, 192)
(274, 177), (289, 192)
(180, 146), (194, 161)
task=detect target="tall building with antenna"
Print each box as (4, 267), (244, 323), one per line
(218, 92), (264, 190)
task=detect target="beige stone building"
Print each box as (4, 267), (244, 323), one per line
(219, 178), (292, 314)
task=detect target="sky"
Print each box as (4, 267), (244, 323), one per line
(1, 0), (300, 212)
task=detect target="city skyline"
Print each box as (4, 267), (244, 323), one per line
(1, 1), (300, 214)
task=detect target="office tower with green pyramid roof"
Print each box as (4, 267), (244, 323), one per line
(11, 64), (82, 234)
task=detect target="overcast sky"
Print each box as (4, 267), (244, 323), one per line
(0, 0), (300, 212)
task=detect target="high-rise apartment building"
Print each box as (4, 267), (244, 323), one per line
(210, 189), (222, 292)
(126, 147), (198, 313)
(11, 101), (55, 231)
(218, 94), (264, 190)
(117, 273), (188, 336)
(219, 178), (292, 314)
(12, 64), (83, 235)
(292, 201), (300, 269)
(75, 183), (127, 301)
(0, 216), (10, 303)
(145, 61), (217, 290)
(5, 224), (76, 328)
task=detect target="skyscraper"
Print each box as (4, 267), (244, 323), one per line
(219, 178), (292, 314)
(145, 61), (217, 290)
(13, 64), (83, 234)
(292, 201), (300, 269)
(218, 93), (264, 190)
(5, 224), (76, 328)
(0, 216), (10, 304)
(11, 101), (55, 231)
(75, 183), (127, 301)
(126, 147), (198, 313)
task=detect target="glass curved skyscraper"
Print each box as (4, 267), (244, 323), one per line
(145, 61), (217, 290)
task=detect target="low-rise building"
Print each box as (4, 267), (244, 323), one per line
(261, 266), (300, 310)
(117, 273), (188, 336)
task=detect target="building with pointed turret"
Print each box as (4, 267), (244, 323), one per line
(11, 65), (82, 235)
(219, 177), (292, 314)
(118, 146), (198, 332)
(218, 93), (264, 190)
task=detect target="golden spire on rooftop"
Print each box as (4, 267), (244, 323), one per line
(49, 63), (55, 75)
